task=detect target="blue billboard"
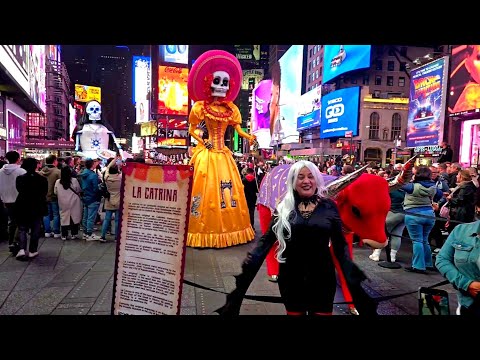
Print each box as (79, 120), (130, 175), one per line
(297, 87), (321, 131)
(320, 86), (360, 139)
(406, 56), (449, 148)
(322, 45), (371, 84)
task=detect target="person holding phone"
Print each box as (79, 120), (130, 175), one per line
(435, 187), (480, 316)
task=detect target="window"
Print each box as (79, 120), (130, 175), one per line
(310, 48), (313, 57)
(315, 69), (318, 79)
(388, 61), (395, 71)
(314, 46), (317, 55)
(399, 62), (407, 71)
(387, 76), (394, 86)
(319, 66), (322, 77)
(375, 59), (383, 70)
(363, 74), (369, 85)
(398, 77), (405, 87)
(391, 113), (402, 140)
(375, 76), (382, 85)
(388, 48), (395, 56)
(309, 62), (312, 71)
(400, 47), (407, 56)
(369, 112), (380, 139)
(316, 55), (319, 66)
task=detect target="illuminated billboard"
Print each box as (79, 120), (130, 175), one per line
(133, 56), (151, 124)
(406, 56), (449, 148)
(234, 45), (262, 61)
(251, 79), (272, 149)
(448, 45), (480, 117)
(322, 45), (371, 84)
(275, 45), (303, 144)
(75, 84), (101, 103)
(160, 45), (189, 65)
(297, 86), (321, 131)
(29, 45), (46, 113)
(242, 69), (264, 90)
(320, 86), (360, 139)
(158, 66), (189, 115)
(0, 45), (30, 96)
(158, 117), (188, 130)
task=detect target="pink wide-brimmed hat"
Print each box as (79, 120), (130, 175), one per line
(188, 50), (242, 102)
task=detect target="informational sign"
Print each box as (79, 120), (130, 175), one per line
(112, 163), (194, 315)
(406, 56), (449, 148)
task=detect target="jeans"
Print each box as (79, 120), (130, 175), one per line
(405, 208), (435, 270)
(82, 202), (100, 235)
(18, 217), (42, 253)
(386, 211), (406, 252)
(101, 209), (119, 239)
(43, 201), (60, 235)
(4, 203), (19, 246)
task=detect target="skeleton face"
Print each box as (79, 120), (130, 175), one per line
(211, 71), (230, 98)
(86, 101), (102, 122)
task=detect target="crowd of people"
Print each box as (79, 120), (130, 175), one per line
(0, 151), (126, 260)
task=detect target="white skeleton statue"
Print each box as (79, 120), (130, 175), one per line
(211, 71), (230, 97)
(75, 100), (124, 160)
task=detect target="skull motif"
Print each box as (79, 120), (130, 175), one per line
(211, 71), (230, 98)
(86, 101), (102, 122)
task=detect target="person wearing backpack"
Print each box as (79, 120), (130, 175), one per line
(100, 157), (122, 242)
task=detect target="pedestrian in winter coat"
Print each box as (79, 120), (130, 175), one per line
(0, 151), (26, 252)
(242, 167), (258, 230)
(100, 157), (122, 242)
(14, 157), (48, 260)
(79, 159), (102, 241)
(39, 154), (61, 238)
(54, 166), (83, 240)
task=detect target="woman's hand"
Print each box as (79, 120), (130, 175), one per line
(467, 281), (480, 298)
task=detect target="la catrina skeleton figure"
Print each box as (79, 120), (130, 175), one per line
(73, 100), (123, 160)
(187, 50), (259, 248)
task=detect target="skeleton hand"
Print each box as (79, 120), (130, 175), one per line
(250, 138), (259, 152)
(204, 140), (213, 150)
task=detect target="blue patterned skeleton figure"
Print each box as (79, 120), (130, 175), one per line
(74, 100), (123, 159)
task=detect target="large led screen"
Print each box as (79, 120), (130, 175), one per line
(242, 69), (264, 90)
(133, 56), (151, 124)
(0, 45), (29, 96)
(322, 45), (371, 84)
(274, 45), (303, 144)
(29, 45), (46, 113)
(7, 110), (26, 151)
(407, 56), (449, 148)
(448, 45), (480, 117)
(297, 86), (321, 131)
(160, 45), (189, 65)
(320, 86), (360, 139)
(158, 66), (189, 115)
(251, 79), (272, 149)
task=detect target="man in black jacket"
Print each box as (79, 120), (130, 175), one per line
(242, 168), (258, 230)
(438, 142), (453, 163)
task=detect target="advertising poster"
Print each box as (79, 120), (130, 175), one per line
(74, 84), (102, 103)
(448, 45), (480, 117)
(7, 111), (26, 152)
(297, 86), (321, 131)
(251, 79), (272, 149)
(29, 45), (46, 113)
(140, 121), (158, 137)
(322, 45), (371, 84)
(133, 56), (151, 123)
(276, 45), (303, 144)
(0, 46), (30, 96)
(242, 69), (264, 90)
(161, 45), (189, 65)
(320, 86), (360, 138)
(112, 163), (194, 315)
(406, 56), (449, 148)
(158, 66), (189, 115)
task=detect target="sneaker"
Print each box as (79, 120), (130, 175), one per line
(61, 236), (67, 241)
(99, 237), (107, 243)
(45, 232), (53, 238)
(53, 233), (61, 238)
(69, 235), (79, 240)
(369, 249), (381, 262)
(404, 266), (427, 274)
(28, 251), (39, 259)
(268, 275), (278, 283)
(15, 249), (27, 260)
(85, 234), (101, 241)
(433, 248), (441, 254)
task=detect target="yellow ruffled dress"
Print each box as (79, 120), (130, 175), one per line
(187, 101), (255, 248)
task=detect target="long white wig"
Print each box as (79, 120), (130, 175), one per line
(272, 160), (328, 263)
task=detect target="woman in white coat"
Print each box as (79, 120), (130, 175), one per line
(54, 166), (83, 240)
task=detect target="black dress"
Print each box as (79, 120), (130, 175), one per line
(216, 197), (375, 315)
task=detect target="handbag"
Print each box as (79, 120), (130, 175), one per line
(69, 186), (83, 200)
(439, 201), (450, 218)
